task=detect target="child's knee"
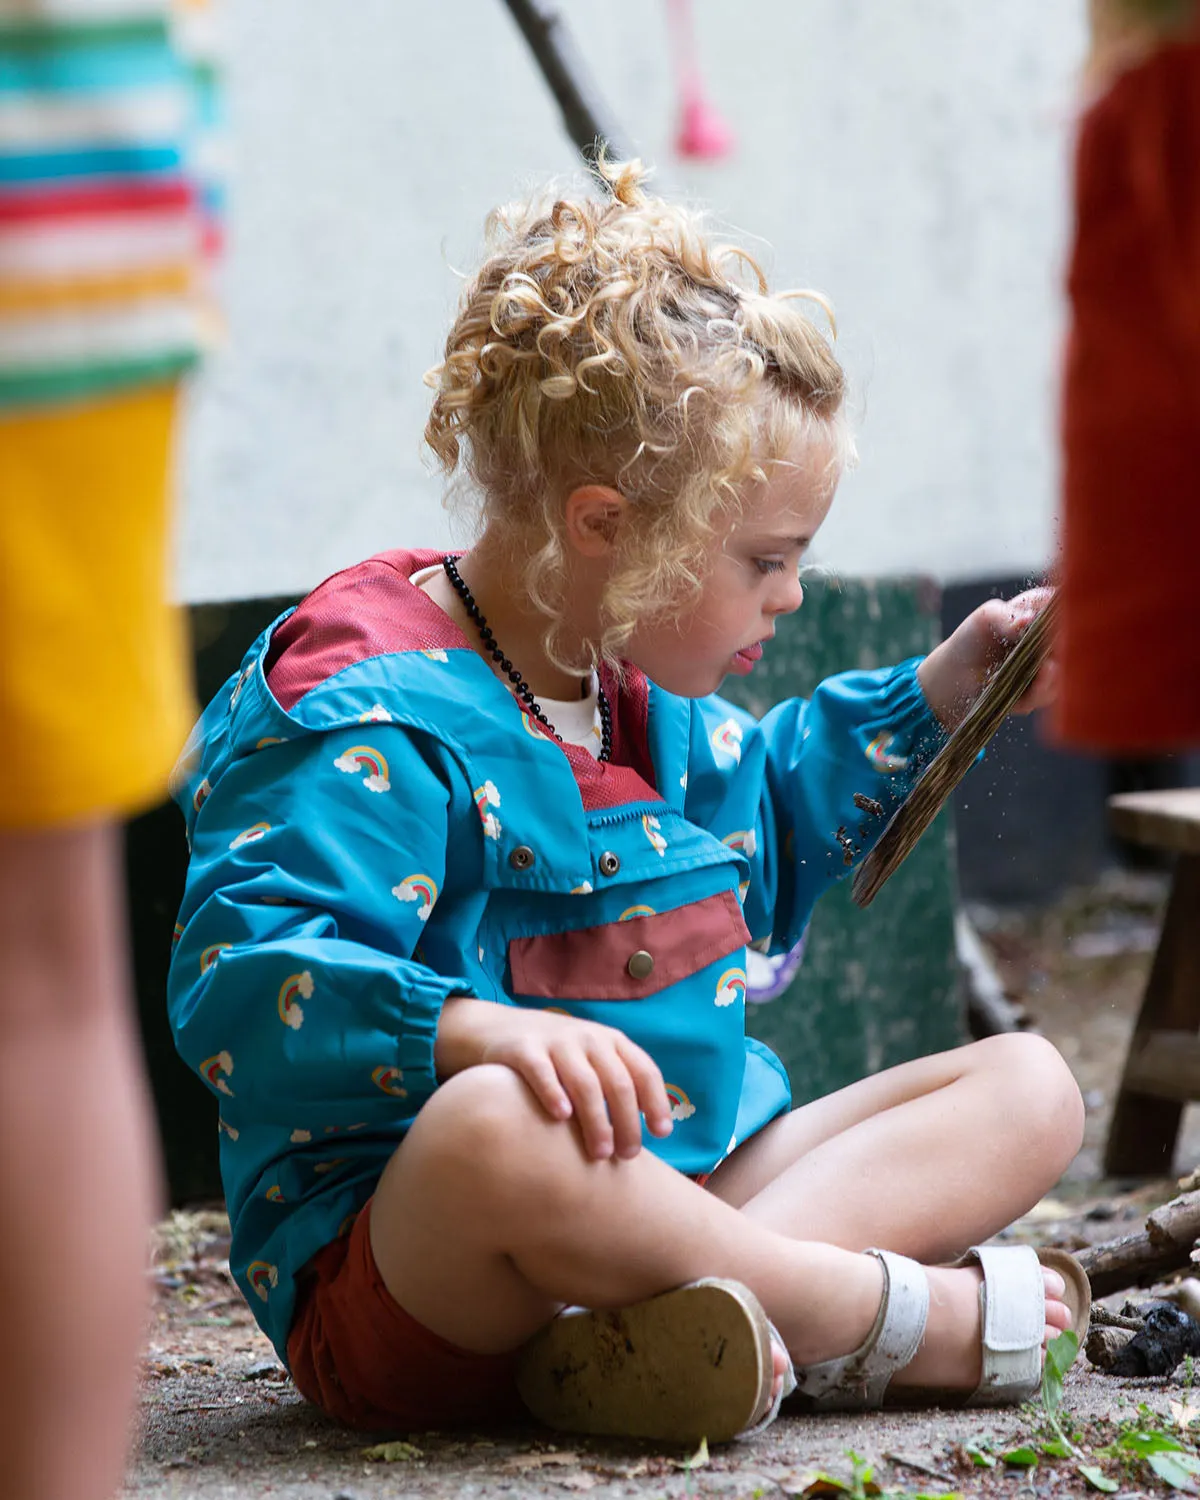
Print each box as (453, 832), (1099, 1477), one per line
(977, 1032), (1086, 1165)
(406, 1064), (594, 1208)
(421, 1065), (540, 1156)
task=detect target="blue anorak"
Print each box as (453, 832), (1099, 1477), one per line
(168, 550), (945, 1362)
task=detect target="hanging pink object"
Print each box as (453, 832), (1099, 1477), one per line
(666, 0), (735, 161)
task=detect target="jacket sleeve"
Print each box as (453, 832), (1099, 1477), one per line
(168, 724), (478, 1131)
(689, 658), (946, 955)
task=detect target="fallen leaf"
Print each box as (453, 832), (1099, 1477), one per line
(669, 1437), (710, 1470)
(1171, 1398), (1200, 1431)
(361, 1440), (423, 1463)
(500, 1451), (581, 1472)
(1023, 1196), (1074, 1221)
(1078, 1464), (1119, 1493)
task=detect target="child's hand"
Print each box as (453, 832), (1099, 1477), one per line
(435, 997), (674, 1160)
(916, 586), (1057, 732)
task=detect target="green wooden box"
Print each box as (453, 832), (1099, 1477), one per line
(720, 575), (965, 1106)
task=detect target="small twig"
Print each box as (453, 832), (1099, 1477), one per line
(882, 1452), (958, 1485)
(1091, 1305), (1145, 1331)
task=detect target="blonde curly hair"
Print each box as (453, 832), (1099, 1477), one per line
(425, 158), (851, 671)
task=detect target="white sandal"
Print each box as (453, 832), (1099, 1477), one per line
(516, 1277), (796, 1444)
(791, 1243), (1092, 1411)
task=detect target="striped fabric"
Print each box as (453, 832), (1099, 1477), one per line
(0, 0), (220, 410)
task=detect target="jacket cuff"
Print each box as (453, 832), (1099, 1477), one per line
(397, 969), (474, 1100)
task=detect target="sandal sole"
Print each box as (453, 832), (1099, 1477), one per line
(516, 1277), (774, 1444)
(1037, 1247), (1092, 1343)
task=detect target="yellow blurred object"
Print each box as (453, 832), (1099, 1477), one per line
(0, 383), (195, 828)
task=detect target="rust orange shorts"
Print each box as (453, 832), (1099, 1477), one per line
(286, 1199), (526, 1431)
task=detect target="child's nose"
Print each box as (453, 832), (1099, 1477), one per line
(771, 577), (804, 616)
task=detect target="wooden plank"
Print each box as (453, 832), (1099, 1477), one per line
(1109, 788), (1200, 853)
(1123, 1031), (1200, 1102)
(1105, 852), (1200, 1176)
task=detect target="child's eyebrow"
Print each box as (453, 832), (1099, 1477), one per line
(744, 534), (812, 550)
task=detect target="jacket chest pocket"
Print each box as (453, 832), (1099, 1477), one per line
(508, 888), (749, 1003)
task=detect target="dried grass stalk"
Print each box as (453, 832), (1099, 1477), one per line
(851, 594), (1059, 909)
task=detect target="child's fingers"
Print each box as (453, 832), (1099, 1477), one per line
(618, 1038), (673, 1139)
(991, 587), (1054, 646)
(507, 1044), (573, 1122)
(588, 1047), (644, 1159)
(553, 1047), (615, 1159)
(1012, 657), (1059, 715)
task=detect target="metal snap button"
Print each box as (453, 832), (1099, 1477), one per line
(508, 845), (536, 871)
(598, 850), (621, 877)
(626, 950), (654, 980)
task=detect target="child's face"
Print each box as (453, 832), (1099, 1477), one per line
(626, 441), (838, 698)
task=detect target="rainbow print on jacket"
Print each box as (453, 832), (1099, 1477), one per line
(200, 1049), (233, 1095)
(229, 822), (270, 849)
(473, 780), (501, 840)
(665, 1083), (695, 1122)
(714, 967), (747, 1008)
(333, 744), (391, 792)
(246, 1260), (278, 1303)
(710, 719), (743, 764)
(199, 941), (230, 973)
(276, 971), (312, 1030)
(371, 1064), (406, 1098)
(865, 732), (909, 773)
(391, 874), (438, 921)
(641, 814), (667, 856)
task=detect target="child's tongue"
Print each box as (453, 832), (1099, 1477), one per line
(731, 641), (763, 674)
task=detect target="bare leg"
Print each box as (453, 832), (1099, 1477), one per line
(368, 1063), (1073, 1394)
(0, 825), (160, 1500)
(707, 1033), (1086, 1261)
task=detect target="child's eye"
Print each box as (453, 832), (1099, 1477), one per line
(754, 558), (787, 575)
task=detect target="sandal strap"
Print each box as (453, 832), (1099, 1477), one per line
(794, 1248), (929, 1408)
(967, 1243), (1045, 1406)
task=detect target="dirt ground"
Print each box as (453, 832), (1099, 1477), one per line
(125, 873), (1200, 1500)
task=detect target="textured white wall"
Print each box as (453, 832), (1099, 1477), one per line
(178, 0), (1089, 603)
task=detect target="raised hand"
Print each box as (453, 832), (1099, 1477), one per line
(917, 586), (1057, 731)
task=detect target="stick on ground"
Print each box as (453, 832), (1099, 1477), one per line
(851, 594), (1059, 909)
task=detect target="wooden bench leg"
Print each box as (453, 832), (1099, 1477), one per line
(1105, 853), (1200, 1177)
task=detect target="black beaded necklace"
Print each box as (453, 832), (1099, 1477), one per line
(442, 555), (613, 763)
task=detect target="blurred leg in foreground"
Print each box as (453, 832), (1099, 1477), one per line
(0, 387), (194, 1498)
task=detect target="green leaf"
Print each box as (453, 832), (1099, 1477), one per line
(964, 1441), (995, 1468)
(361, 1440), (423, 1463)
(1148, 1450), (1200, 1490)
(1041, 1437), (1073, 1458)
(1042, 1329), (1079, 1416)
(1077, 1464), (1119, 1493)
(1001, 1447), (1039, 1468)
(1119, 1428), (1186, 1457)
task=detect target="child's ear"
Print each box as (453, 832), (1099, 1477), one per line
(564, 485), (627, 557)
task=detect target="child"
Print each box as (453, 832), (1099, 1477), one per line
(168, 159), (1089, 1444)
(1, 5), (218, 1497)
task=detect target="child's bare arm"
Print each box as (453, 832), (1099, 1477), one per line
(434, 997), (673, 1162)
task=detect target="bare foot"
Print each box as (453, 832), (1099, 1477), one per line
(891, 1265), (1070, 1391)
(769, 1337), (790, 1402)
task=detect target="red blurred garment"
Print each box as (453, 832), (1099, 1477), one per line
(1057, 35), (1200, 751)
